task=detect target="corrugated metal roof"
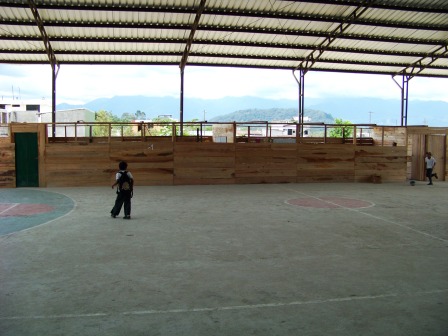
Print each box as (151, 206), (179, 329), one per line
(0, 0), (447, 77)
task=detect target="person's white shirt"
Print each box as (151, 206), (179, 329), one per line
(425, 156), (436, 169)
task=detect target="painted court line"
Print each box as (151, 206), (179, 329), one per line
(1, 289), (447, 321)
(0, 203), (19, 215)
(282, 187), (448, 244)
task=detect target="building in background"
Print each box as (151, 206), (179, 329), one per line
(0, 99), (94, 137)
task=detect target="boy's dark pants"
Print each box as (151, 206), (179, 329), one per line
(111, 191), (132, 217)
(426, 168), (433, 183)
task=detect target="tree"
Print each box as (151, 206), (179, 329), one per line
(121, 112), (135, 122)
(150, 117), (174, 136)
(135, 110), (147, 120)
(93, 110), (119, 136)
(329, 118), (353, 138)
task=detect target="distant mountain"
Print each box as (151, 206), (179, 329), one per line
(210, 108), (334, 123)
(57, 95), (448, 126)
(57, 95), (301, 121)
(306, 97), (448, 126)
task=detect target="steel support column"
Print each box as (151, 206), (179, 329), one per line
(179, 0), (206, 136)
(392, 75), (410, 126)
(28, 0), (59, 137)
(51, 67), (57, 136)
(293, 69), (305, 136)
(180, 67), (185, 136)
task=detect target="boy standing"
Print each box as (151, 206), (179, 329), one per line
(111, 161), (134, 219)
(424, 152), (438, 185)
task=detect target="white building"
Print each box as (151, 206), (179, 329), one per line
(0, 99), (94, 137)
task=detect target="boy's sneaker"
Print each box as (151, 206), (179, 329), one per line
(111, 213), (116, 218)
(123, 215), (131, 219)
(434, 173), (438, 179)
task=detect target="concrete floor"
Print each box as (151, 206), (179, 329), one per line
(1, 182), (447, 336)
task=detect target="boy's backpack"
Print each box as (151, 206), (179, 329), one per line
(118, 171), (132, 192)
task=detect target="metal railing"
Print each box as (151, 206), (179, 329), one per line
(3, 121), (406, 146)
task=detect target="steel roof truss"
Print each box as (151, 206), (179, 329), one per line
(180, 0), (206, 70)
(296, 0), (374, 73)
(398, 44), (448, 78)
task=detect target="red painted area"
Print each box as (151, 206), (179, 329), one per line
(0, 203), (55, 217)
(286, 197), (373, 209)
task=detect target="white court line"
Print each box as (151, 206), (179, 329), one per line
(1, 289), (447, 321)
(0, 190), (77, 239)
(0, 203), (20, 215)
(281, 187), (448, 244)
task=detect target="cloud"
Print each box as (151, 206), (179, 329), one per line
(0, 64), (52, 100)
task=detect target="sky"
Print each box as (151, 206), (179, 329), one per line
(1, 63), (447, 105)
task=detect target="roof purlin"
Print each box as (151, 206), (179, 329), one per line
(4, 42), (446, 60)
(4, 49), (448, 72)
(1, 20), (444, 47)
(281, 0), (448, 13)
(2, 2), (448, 32)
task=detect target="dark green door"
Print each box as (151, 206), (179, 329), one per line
(15, 133), (39, 187)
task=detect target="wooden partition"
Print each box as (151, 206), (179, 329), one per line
(297, 144), (355, 182)
(355, 146), (407, 182)
(174, 143), (235, 185)
(235, 143), (297, 184)
(36, 142), (407, 187)
(45, 143), (111, 187)
(1, 123), (426, 188)
(0, 142), (15, 188)
(407, 127), (447, 181)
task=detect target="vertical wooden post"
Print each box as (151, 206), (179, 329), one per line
(265, 122), (269, 142)
(296, 123), (299, 143)
(353, 126), (357, 145)
(233, 122), (237, 143)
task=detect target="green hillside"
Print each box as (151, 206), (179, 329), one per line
(209, 108), (334, 123)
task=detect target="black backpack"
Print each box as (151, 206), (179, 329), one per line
(118, 171), (132, 193)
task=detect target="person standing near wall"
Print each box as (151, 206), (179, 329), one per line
(424, 152), (438, 185)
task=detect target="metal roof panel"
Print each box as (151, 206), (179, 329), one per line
(0, 0), (446, 77)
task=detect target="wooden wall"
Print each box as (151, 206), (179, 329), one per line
(0, 123), (420, 188)
(45, 143), (111, 187)
(0, 142), (15, 188)
(297, 144), (355, 183)
(354, 147), (407, 183)
(37, 142), (407, 187)
(407, 127), (447, 181)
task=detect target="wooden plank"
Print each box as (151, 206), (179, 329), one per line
(175, 168), (235, 179)
(235, 176), (297, 184)
(296, 175), (354, 183)
(356, 156), (407, 163)
(355, 147), (406, 156)
(175, 143), (234, 156)
(297, 169), (354, 177)
(175, 156), (234, 164)
(0, 143), (16, 188)
(235, 168), (297, 177)
(174, 177), (235, 185)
